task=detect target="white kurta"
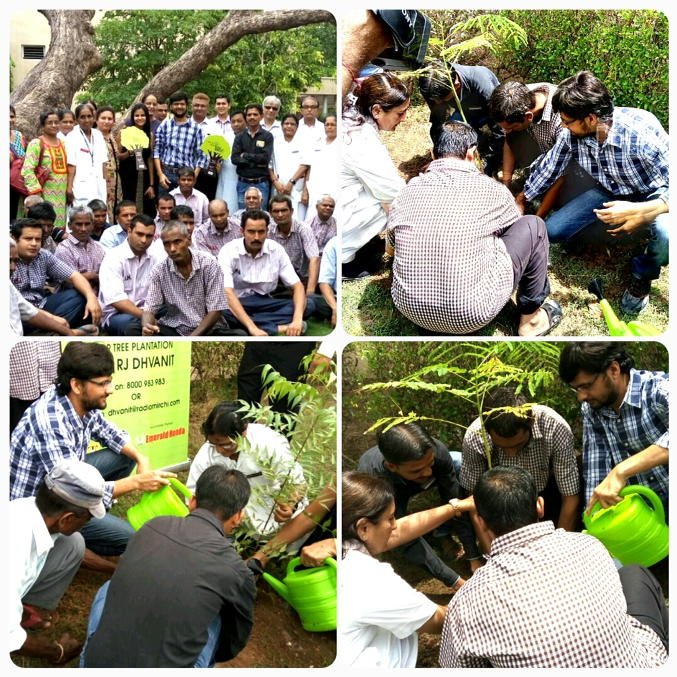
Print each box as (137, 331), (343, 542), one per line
(340, 120), (405, 263)
(272, 136), (307, 215)
(65, 125), (107, 204)
(305, 139), (339, 223)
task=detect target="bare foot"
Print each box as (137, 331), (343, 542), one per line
(518, 307), (550, 337)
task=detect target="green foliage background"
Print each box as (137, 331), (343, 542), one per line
(81, 10), (336, 114)
(342, 341), (669, 467)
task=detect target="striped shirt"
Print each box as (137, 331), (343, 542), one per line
(581, 368), (669, 505)
(524, 107), (669, 202)
(192, 218), (240, 257)
(440, 522), (667, 668)
(153, 117), (208, 170)
(11, 250), (75, 307)
(461, 405), (579, 496)
(267, 219), (319, 278)
(305, 215), (337, 254)
(169, 187), (210, 227)
(54, 234), (106, 275)
(218, 238), (300, 298)
(145, 249), (227, 335)
(10, 385), (129, 506)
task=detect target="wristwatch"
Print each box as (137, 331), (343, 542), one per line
(448, 498), (462, 516)
(290, 177), (297, 185)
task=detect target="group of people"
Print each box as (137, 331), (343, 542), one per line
(341, 59), (668, 336)
(10, 90), (338, 336)
(342, 342), (668, 668)
(10, 340), (337, 667)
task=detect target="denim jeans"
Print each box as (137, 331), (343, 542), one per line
(236, 178), (270, 211)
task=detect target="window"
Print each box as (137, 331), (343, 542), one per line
(22, 45), (45, 60)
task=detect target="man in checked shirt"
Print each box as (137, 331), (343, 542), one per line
(559, 342), (668, 515)
(517, 71), (669, 314)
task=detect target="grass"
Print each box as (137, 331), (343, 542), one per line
(342, 105), (669, 337)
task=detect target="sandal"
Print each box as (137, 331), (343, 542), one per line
(534, 299), (563, 336)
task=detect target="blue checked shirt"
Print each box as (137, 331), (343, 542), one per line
(524, 107), (669, 203)
(153, 118), (208, 170)
(10, 386), (129, 506)
(581, 369), (669, 506)
(11, 250), (75, 306)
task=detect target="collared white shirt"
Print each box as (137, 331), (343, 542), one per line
(209, 115), (232, 139)
(295, 118), (325, 153)
(261, 119), (283, 140)
(218, 237), (299, 298)
(98, 239), (164, 326)
(169, 186), (210, 227)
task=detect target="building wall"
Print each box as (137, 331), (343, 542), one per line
(10, 11), (51, 87)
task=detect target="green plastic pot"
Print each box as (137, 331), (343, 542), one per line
(582, 484), (668, 566)
(263, 557), (337, 632)
(126, 478), (192, 531)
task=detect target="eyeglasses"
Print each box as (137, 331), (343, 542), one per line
(264, 106), (279, 111)
(569, 372), (602, 394)
(87, 378), (113, 387)
(301, 104), (319, 110)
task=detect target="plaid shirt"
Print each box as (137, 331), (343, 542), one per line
(145, 249), (227, 335)
(524, 107), (669, 202)
(153, 117), (208, 170)
(461, 405), (579, 496)
(524, 83), (561, 153)
(582, 368), (669, 505)
(305, 215), (337, 255)
(267, 219), (319, 279)
(54, 234), (106, 274)
(169, 187), (210, 227)
(388, 157), (519, 334)
(10, 385), (129, 506)
(9, 341), (60, 400)
(440, 522), (667, 668)
(192, 218), (240, 257)
(11, 250), (75, 307)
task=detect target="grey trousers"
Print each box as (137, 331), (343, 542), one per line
(23, 532), (85, 610)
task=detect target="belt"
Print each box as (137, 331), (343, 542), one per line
(239, 176), (268, 184)
(161, 163), (182, 170)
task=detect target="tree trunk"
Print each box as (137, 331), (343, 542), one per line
(11, 10), (102, 138)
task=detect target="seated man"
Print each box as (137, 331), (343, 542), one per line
(518, 71), (669, 313)
(559, 342), (668, 513)
(154, 193), (176, 236)
(218, 209), (314, 336)
(26, 201), (59, 252)
(187, 402), (307, 538)
(54, 206), (106, 294)
(82, 466), (256, 668)
(388, 121), (560, 337)
(461, 386), (581, 564)
(233, 186), (270, 220)
(98, 214), (163, 335)
(317, 235), (337, 326)
(99, 200), (137, 250)
(267, 194), (320, 295)
(10, 218), (101, 330)
(439, 466), (668, 668)
(137, 220), (237, 336)
(357, 422), (477, 591)
(170, 166), (209, 227)
(86, 199), (111, 241)
(488, 80), (597, 209)
(10, 341), (174, 557)
(10, 460), (106, 665)
(192, 198), (240, 257)
(305, 194), (337, 255)
(419, 61), (503, 175)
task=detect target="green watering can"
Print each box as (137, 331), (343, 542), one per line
(262, 557), (337, 632)
(582, 485), (668, 567)
(126, 478), (192, 531)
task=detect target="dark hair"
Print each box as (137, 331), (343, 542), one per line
(245, 103), (263, 115)
(282, 113), (299, 126)
(377, 422), (435, 465)
(87, 199), (108, 213)
(39, 108), (60, 127)
(341, 471), (394, 555)
(215, 93), (230, 103)
(482, 387), (533, 437)
(195, 466), (251, 522)
(128, 102), (152, 138)
(419, 63), (457, 103)
(75, 102), (96, 119)
(488, 81), (534, 123)
(269, 193), (292, 211)
(559, 342), (633, 383)
(171, 204), (195, 220)
(433, 121), (478, 160)
(177, 166), (196, 179)
(553, 71), (614, 121)
(130, 213), (155, 230)
(201, 402), (248, 439)
(241, 208), (270, 229)
(10, 218), (43, 239)
(474, 466), (539, 536)
(35, 480), (90, 519)
(58, 109), (75, 122)
(114, 200), (137, 217)
(156, 194), (176, 206)
(56, 342), (115, 396)
(231, 109), (246, 120)
(355, 73), (410, 119)
(26, 201), (57, 223)
(168, 90), (189, 105)
(96, 105), (115, 120)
